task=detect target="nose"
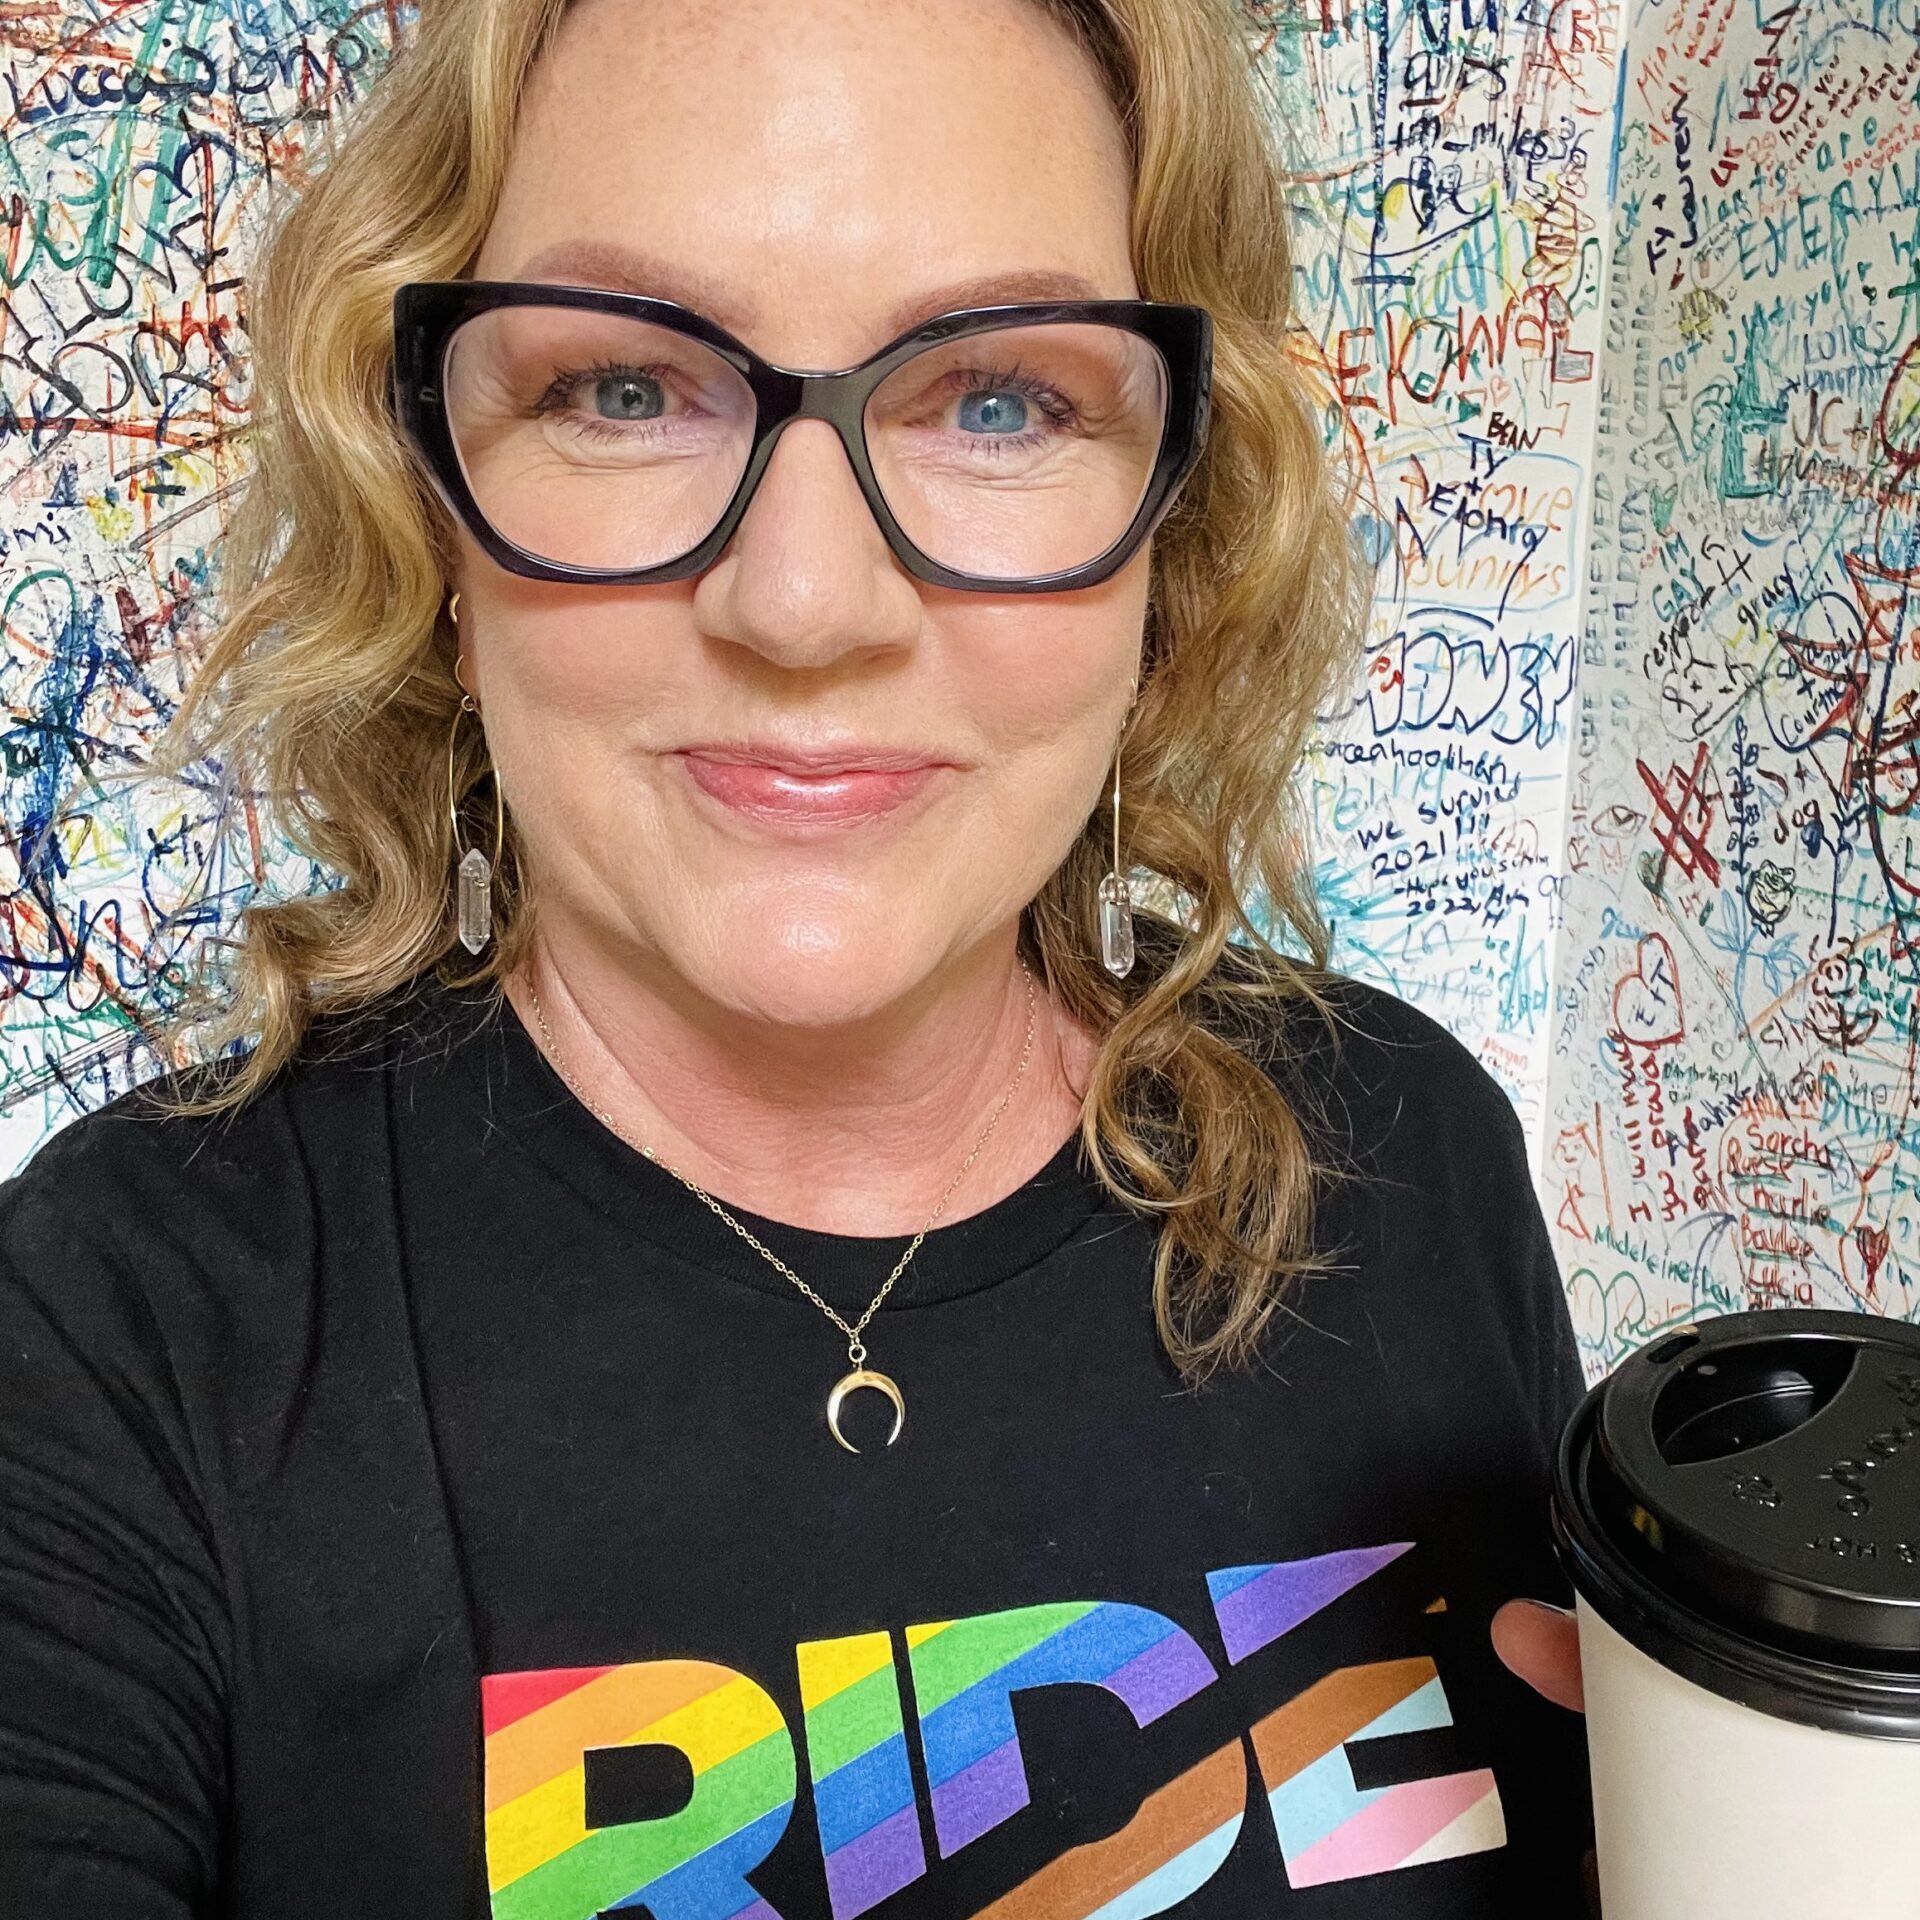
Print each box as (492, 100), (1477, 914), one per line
(690, 415), (923, 671)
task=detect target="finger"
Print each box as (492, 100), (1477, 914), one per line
(1490, 1597), (1585, 1712)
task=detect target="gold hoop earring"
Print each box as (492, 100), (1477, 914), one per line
(447, 591), (461, 626)
(448, 702), (503, 955)
(1098, 684), (1139, 979)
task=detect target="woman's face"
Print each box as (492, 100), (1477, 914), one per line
(459, 0), (1150, 1028)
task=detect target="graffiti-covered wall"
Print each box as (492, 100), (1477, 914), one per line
(1547, 0), (1920, 1369)
(0, 3), (383, 1171)
(1, 0), (1915, 1373)
(1256, 0), (1619, 1145)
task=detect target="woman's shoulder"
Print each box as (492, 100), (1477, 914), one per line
(1161, 937), (1541, 1272)
(1195, 938), (1526, 1167)
(1297, 970), (1521, 1130)
(0, 972), (490, 1314)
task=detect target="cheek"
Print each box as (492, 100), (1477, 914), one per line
(474, 609), (684, 833)
(960, 618), (1136, 856)
(464, 559), (690, 712)
(458, 563), (1144, 973)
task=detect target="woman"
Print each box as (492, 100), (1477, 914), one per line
(0, 0), (1593, 1913)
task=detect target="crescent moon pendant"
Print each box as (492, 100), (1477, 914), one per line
(826, 1367), (906, 1453)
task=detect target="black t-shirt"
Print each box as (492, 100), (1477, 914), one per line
(0, 962), (1594, 1920)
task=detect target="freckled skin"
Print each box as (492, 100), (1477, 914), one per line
(448, 0), (1154, 1229)
(458, 0), (1147, 1038)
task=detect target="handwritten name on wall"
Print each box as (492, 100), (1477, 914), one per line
(0, 3), (394, 1170)
(1, 2), (1913, 1370)
(1547, 0), (1920, 1370)
(1256, 0), (1618, 1144)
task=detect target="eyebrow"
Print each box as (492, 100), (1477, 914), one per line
(509, 240), (1114, 355)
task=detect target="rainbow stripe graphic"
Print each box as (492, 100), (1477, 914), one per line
(1249, 1656), (1505, 1887)
(1206, 1543), (1413, 1663)
(968, 1740), (1247, 1920)
(796, 1633), (926, 1918)
(905, 1602), (1219, 1859)
(482, 1660), (796, 1920)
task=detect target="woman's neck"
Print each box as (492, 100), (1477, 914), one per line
(504, 922), (1099, 1236)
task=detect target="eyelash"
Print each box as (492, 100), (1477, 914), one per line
(532, 359), (677, 441)
(533, 357), (1080, 449)
(950, 365), (1077, 421)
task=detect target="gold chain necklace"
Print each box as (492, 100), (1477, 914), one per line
(524, 956), (1038, 1453)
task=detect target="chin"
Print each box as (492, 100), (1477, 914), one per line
(667, 913), (943, 1030)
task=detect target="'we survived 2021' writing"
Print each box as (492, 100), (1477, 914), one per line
(479, 1541), (1512, 1919)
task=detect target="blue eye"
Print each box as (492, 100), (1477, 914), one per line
(957, 390), (1030, 435)
(592, 372), (665, 421)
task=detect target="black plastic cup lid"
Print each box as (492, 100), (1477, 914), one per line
(1551, 1307), (1920, 1740)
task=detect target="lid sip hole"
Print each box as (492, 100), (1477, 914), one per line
(1650, 1339), (1858, 1467)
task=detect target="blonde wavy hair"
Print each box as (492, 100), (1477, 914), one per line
(157, 0), (1369, 1383)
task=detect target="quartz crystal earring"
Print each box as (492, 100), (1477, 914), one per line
(445, 599), (502, 955)
(1098, 682), (1138, 979)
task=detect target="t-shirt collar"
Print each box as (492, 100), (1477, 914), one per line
(430, 975), (1116, 1314)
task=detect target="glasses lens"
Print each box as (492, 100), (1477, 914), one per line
(867, 320), (1169, 579)
(440, 306), (1171, 579)
(442, 304), (756, 570)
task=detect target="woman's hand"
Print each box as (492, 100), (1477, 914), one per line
(1493, 1598), (1600, 1916)
(1490, 1596), (1584, 1710)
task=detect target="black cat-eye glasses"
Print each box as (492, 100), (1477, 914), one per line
(391, 280), (1213, 593)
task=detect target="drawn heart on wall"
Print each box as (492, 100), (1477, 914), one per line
(1609, 933), (1686, 1047)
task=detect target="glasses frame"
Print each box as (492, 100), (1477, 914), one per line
(390, 280), (1213, 593)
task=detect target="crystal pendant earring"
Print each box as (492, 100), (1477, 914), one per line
(446, 602), (502, 956)
(1098, 684), (1138, 979)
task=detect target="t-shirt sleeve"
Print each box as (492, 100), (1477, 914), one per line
(1410, 1024), (1598, 1858)
(0, 1151), (227, 1917)
(1283, 974), (1598, 1887)
(1491, 1082), (1592, 1501)
(1428, 1040), (1592, 1611)
(1300, 971), (1593, 1488)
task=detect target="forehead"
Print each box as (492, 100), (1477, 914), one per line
(509, 240), (1113, 351)
(475, 0), (1137, 364)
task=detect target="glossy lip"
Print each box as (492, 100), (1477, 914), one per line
(672, 743), (954, 833)
(682, 740), (949, 774)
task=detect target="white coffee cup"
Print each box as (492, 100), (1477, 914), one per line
(1552, 1308), (1920, 1920)
(1574, 1594), (1920, 1918)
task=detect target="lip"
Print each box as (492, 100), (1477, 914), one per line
(684, 741), (947, 774)
(673, 743), (951, 830)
